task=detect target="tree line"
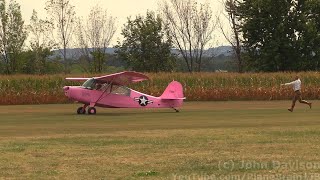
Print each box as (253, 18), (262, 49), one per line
(226, 0), (320, 72)
(0, 0), (320, 74)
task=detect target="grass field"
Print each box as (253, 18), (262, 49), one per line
(0, 101), (320, 179)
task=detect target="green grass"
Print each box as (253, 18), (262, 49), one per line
(0, 101), (320, 179)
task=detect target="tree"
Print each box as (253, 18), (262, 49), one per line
(160, 0), (216, 72)
(18, 49), (53, 74)
(75, 4), (116, 73)
(293, 0), (320, 70)
(27, 10), (54, 74)
(45, 0), (76, 73)
(0, 0), (27, 74)
(238, 0), (320, 71)
(116, 11), (176, 72)
(239, 0), (296, 71)
(219, 0), (243, 72)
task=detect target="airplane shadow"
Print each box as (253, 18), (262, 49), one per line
(61, 110), (179, 117)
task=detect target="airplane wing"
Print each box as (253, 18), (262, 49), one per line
(94, 71), (149, 85)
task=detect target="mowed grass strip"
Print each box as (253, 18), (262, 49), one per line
(0, 101), (319, 179)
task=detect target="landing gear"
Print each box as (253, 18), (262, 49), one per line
(77, 107), (86, 114)
(172, 107), (179, 113)
(76, 105), (96, 115)
(88, 107), (97, 115)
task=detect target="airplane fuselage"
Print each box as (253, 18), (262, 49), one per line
(63, 86), (183, 108)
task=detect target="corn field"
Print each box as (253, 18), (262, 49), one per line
(0, 72), (320, 105)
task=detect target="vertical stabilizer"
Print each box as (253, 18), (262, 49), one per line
(160, 81), (185, 99)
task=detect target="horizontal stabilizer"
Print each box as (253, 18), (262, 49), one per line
(161, 97), (186, 100)
(66, 78), (90, 81)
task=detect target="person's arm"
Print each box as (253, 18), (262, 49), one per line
(281, 80), (297, 86)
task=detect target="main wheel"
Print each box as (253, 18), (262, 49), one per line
(77, 107), (86, 114)
(88, 107), (96, 115)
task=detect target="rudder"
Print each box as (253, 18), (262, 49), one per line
(160, 81), (185, 99)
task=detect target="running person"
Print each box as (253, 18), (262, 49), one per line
(281, 75), (312, 112)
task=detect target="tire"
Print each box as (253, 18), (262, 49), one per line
(77, 107), (86, 114)
(88, 107), (96, 115)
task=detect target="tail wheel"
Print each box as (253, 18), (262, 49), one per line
(88, 107), (96, 115)
(172, 107), (179, 113)
(77, 107), (86, 114)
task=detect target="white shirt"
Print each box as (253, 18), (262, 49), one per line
(285, 79), (301, 91)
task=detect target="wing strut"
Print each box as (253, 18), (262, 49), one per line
(92, 77), (116, 106)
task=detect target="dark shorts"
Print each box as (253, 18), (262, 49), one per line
(293, 90), (302, 101)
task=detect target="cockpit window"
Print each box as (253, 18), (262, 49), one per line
(81, 79), (131, 96)
(111, 85), (131, 96)
(82, 78), (96, 89)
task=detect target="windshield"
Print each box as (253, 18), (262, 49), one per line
(82, 78), (96, 89)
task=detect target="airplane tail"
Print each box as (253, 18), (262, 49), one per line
(160, 81), (185, 100)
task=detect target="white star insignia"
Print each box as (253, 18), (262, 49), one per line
(134, 96), (153, 106)
(140, 96), (148, 106)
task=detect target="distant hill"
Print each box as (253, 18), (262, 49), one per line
(51, 46), (235, 59)
(50, 48), (117, 60)
(207, 46), (234, 57)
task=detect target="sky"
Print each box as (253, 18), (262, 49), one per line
(15, 0), (229, 47)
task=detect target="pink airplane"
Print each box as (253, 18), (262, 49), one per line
(63, 71), (185, 114)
